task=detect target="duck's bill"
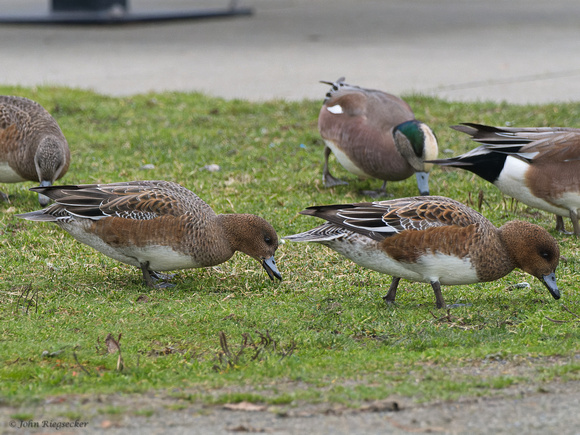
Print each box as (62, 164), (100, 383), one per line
(262, 256), (282, 281)
(415, 172), (430, 196)
(542, 272), (560, 299)
(38, 180), (52, 206)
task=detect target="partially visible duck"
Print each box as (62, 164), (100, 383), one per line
(318, 77), (438, 196)
(429, 123), (580, 235)
(17, 180), (282, 287)
(285, 196), (560, 308)
(0, 96), (70, 205)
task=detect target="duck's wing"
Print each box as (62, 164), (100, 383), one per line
(452, 123), (580, 163)
(451, 123), (576, 144)
(294, 196), (478, 242)
(20, 180), (212, 222)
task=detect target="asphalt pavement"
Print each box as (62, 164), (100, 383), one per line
(2, 0), (580, 104)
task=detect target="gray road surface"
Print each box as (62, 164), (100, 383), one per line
(2, 0), (580, 104)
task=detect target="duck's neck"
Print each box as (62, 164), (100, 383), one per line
(215, 214), (254, 253)
(470, 225), (516, 282)
(496, 222), (525, 271)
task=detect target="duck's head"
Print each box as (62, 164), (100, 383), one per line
(500, 220), (561, 300)
(228, 214), (282, 281)
(34, 135), (70, 206)
(392, 120), (439, 195)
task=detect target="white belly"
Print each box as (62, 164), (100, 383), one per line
(0, 162), (26, 183)
(60, 222), (198, 271)
(323, 238), (479, 285)
(324, 139), (370, 178)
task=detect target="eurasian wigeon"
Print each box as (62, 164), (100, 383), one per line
(17, 180), (282, 287)
(0, 96), (70, 205)
(318, 77), (438, 196)
(429, 123), (580, 235)
(285, 196), (560, 308)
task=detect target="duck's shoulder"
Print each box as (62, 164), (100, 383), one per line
(101, 181), (209, 216)
(378, 196), (482, 230)
(0, 97), (34, 131)
(1, 95), (49, 116)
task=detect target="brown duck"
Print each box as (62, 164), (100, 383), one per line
(285, 196), (560, 308)
(0, 96), (70, 205)
(17, 180), (282, 287)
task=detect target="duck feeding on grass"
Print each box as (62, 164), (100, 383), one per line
(318, 77), (438, 196)
(17, 180), (282, 288)
(285, 196), (560, 308)
(0, 96), (70, 205)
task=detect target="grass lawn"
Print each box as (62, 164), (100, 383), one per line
(1, 86), (579, 412)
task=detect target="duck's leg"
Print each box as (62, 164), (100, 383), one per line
(555, 215), (565, 232)
(362, 180), (390, 198)
(383, 277), (401, 304)
(379, 180), (387, 194)
(150, 271), (176, 281)
(555, 215), (576, 235)
(431, 280), (446, 309)
(555, 215), (574, 234)
(570, 210), (580, 236)
(140, 262), (157, 288)
(323, 146), (348, 187)
(139, 262), (175, 288)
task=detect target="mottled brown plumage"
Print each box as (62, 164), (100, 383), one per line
(286, 196), (560, 308)
(17, 180), (281, 287)
(0, 96), (70, 205)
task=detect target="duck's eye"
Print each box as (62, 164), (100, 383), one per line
(540, 251), (551, 260)
(264, 236), (272, 245)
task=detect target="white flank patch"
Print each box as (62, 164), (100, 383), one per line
(0, 162), (26, 183)
(496, 156), (569, 216)
(416, 252), (479, 285)
(326, 104), (343, 114)
(324, 139), (370, 178)
(323, 237), (479, 285)
(60, 221), (199, 271)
